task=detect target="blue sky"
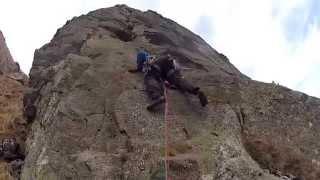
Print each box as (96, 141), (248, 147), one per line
(283, 0), (320, 42)
(0, 0), (319, 98)
(195, 16), (215, 42)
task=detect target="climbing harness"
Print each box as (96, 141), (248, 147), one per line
(142, 55), (157, 73)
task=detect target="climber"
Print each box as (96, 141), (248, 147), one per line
(0, 138), (24, 162)
(128, 47), (149, 73)
(128, 48), (166, 110)
(145, 54), (208, 110)
(129, 52), (208, 111)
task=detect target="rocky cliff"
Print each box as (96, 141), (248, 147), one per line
(22, 5), (320, 180)
(0, 31), (27, 180)
(0, 31), (20, 74)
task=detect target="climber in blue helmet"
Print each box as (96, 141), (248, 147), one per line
(145, 53), (208, 111)
(128, 47), (149, 73)
(128, 49), (208, 111)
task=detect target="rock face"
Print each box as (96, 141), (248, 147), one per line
(22, 5), (320, 180)
(0, 31), (27, 180)
(0, 30), (27, 85)
(0, 31), (20, 74)
(0, 76), (26, 180)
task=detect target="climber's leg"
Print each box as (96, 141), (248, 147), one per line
(167, 72), (198, 94)
(147, 96), (166, 111)
(144, 74), (163, 99)
(167, 72), (208, 107)
(144, 74), (165, 111)
(197, 91), (208, 107)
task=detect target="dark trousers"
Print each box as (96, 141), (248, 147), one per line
(144, 74), (164, 100)
(166, 71), (199, 95)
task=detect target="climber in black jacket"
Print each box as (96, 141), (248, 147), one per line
(146, 54), (208, 110)
(129, 53), (208, 111)
(129, 51), (208, 110)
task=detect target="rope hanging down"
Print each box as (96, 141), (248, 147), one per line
(164, 85), (170, 180)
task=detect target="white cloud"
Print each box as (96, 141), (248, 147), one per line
(0, 0), (319, 98)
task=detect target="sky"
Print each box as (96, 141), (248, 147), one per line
(0, 0), (319, 98)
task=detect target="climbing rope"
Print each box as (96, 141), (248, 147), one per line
(164, 84), (170, 180)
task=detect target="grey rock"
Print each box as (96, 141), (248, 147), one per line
(21, 5), (320, 180)
(0, 30), (20, 74)
(9, 159), (24, 180)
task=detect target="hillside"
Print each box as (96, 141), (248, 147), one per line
(0, 31), (27, 180)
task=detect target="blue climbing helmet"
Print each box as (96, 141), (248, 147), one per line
(137, 47), (148, 62)
(136, 47), (149, 71)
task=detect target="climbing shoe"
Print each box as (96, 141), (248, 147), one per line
(198, 91), (208, 107)
(192, 87), (200, 94)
